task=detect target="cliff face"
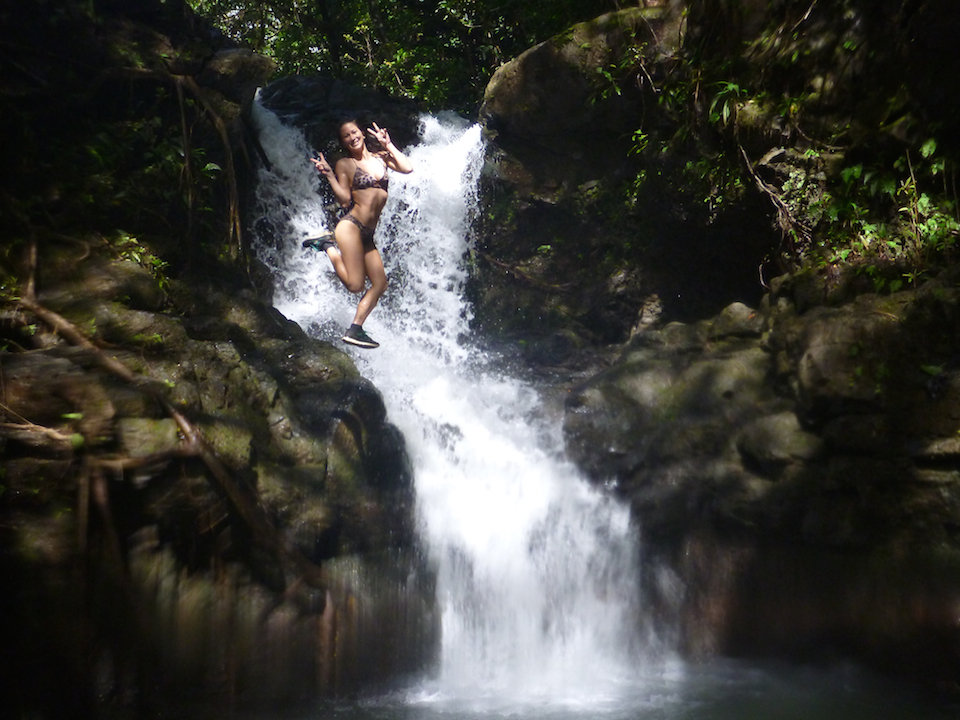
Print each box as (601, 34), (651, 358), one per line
(473, 4), (776, 355)
(473, 0), (960, 356)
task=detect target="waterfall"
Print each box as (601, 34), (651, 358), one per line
(250, 101), (647, 710)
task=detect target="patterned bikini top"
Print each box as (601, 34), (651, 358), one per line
(351, 159), (389, 191)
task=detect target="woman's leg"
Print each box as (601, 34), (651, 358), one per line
(351, 246), (388, 326)
(328, 219), (367, 293)
(331, 218), (387, 326)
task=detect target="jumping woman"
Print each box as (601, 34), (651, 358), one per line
(307, 119), (413, 349)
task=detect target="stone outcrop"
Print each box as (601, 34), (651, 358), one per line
(473, 5), (777, 357)
(480, 7), (684, 195)
(257, 74), (423, 164)
(562, 270), (960, 686)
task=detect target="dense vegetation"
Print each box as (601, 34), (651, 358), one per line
(187, 0), (623, 110)
(0, 0), (254, 313)
(671, 0), (960, 288)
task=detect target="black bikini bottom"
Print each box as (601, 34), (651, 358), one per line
(340, 213), (377, 250)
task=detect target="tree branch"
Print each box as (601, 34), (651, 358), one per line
(478, 251), (576, 291)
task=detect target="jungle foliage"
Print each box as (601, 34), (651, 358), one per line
(186, 0), (623, 111)
(0, 0), (248, 313)
(620, 0), (960, 287)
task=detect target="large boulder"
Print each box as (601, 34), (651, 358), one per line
(2, 246), (436, 708)
(480, 7), (684, 194)
(472, 5), (777, 356)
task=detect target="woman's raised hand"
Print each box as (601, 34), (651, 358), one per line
(311, 152), (333, 177)
(367, 122), (392, 148)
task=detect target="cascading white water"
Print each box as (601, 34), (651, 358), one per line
(250, 101), (649, 710)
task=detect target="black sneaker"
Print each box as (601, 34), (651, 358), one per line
(303, 232), (336, 252)
(342, 324), (379, 349)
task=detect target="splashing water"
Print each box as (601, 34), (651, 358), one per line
(250, 99), (648, 710)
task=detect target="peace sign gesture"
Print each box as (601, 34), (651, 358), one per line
(310, 152), (333, 178)
(367, 122), (393, 149)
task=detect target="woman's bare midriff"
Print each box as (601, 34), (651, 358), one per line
(346, 186), (388, 228)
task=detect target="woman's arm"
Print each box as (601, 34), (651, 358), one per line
(368, 123), (413, 174)
(311, 153), (353, 207)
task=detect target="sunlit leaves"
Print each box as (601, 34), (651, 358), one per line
(186, 0), (621, 110)
(708, 81), (745, 126)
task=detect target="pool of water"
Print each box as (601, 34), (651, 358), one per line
(293, 660), (956, 720)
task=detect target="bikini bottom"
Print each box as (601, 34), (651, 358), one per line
(340, 213), (377, 250)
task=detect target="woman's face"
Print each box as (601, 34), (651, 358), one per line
(339, 122), (365, 153)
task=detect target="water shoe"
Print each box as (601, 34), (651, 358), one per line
(303, 232), (336, 252)
(342, 324), (379, 349)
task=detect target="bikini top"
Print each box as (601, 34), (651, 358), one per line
(351, 159), (389, 191)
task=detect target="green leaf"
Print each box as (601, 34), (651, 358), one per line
(840, 165), (862, 185)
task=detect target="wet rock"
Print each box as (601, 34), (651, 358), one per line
(257, 73), (422, 158)
(737, 412), (824, 474)
(565, 277), (960, 686)
(707, 302), (765, 339)
(116, 417), (179, 457)
(93, 303), (190, 352)
(821, 414), (891, 455)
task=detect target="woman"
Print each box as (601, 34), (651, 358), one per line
(308, 119), (413, 349)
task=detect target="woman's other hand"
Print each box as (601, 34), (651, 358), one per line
(368, 123), (413, 173)
(367, 122), (393, 148)
(311, 152), (333, 177)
